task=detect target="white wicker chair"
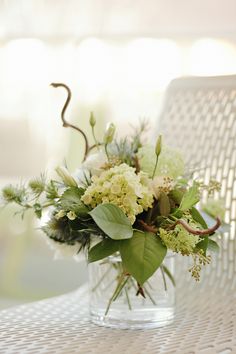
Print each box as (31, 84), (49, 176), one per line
(0, 76), (235, 354)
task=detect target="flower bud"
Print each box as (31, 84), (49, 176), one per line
(155, 135), (162, 157)
(67, 211), (77, 220)
(55, 166), (77, 187)
(55, 210), (66, 220)
(89, 111), (96, 127)
(103, 123), (116, 144)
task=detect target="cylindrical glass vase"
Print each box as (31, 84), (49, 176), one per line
(89, 253), (175, 329)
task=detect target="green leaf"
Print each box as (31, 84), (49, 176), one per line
(120, 231), (167, 285)
(190, 207), (208, 228)
(60, 187), (88, 216)
(191, 207), (209, 255)
(159, 193), (171, 216)
(88, 238), (120, 263)
(169, 189), (184, 204)
(179, 183), (200, 211)
(196, 237), (209, 255)
(89, 203), (133, 240)
(171, 208), (183, 219)
(208, 239), (220, 253)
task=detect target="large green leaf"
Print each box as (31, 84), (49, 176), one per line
(60, 187), (88, 216)
(208, 239), (220, 253)
(120, 231), (167, 285)
(179, 183), (200, 211)
(88, 238), (120, 263)
(89, 203), (133, 240)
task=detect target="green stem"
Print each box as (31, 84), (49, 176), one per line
(146, 209), (153, 224)
(92, 126), (99, 150)
(152, 156), (158, 179)
(160, 265), (167, 291)
(105, 273), (126, 316)
(112, 276), (129, 302)
(143, 285), (157, 305)
(92, 265), (112, 292)
(125, 286), (132, 311)
(42, 201), (55, 208)
(104, 143), (110, 162)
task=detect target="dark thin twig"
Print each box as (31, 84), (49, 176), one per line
(51, 83), (89, 161)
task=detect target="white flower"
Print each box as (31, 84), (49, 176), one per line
(149, 176), (175, 199)
(82, 151), (108, 176)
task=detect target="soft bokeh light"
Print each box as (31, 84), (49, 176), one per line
(189, 38), (236, 75)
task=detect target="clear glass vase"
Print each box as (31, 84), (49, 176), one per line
(89, 252), (175, 329)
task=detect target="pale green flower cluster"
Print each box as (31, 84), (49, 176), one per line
(81, 163), (154, 224)
(137, 145), (185, 179)
(159, 225), (200, 255)
(202, 198), (225, 219)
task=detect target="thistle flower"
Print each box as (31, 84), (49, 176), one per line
(29, 175), (45, 195)
(2, 185), (27, 204)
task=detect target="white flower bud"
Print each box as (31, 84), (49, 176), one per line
(56, 166), (77, 187)
(103, 123), (116, 144)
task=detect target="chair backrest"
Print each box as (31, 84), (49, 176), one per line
(158, 76), (236, 286)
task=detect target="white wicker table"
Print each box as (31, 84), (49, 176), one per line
(0, 281), (235, 354)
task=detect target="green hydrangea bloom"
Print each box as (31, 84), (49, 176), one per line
(137, 145), (185, 179)
(81, 163), (153, 224)
(202, 198), (225, 219)
(159, 225), (200, 255)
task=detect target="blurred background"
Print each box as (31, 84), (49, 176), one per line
(1, 0), (236, 309)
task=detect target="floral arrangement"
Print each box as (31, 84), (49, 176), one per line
(1, 83), (224, 313)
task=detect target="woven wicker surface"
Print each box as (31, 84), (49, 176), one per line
(0, 282), (235, 354)
(0, 75), (236, 353)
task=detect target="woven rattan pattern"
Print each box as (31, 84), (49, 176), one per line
(0, 76), (236, 354)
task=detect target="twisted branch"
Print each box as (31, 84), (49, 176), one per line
(138, 217), (221, 237)
(51, 83), (89, 161)
(169, 217), (221, 236)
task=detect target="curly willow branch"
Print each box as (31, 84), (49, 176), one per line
(139, 217), (221, 237)
(169, 217), (221, 236)
(51, 83), (89, 161)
